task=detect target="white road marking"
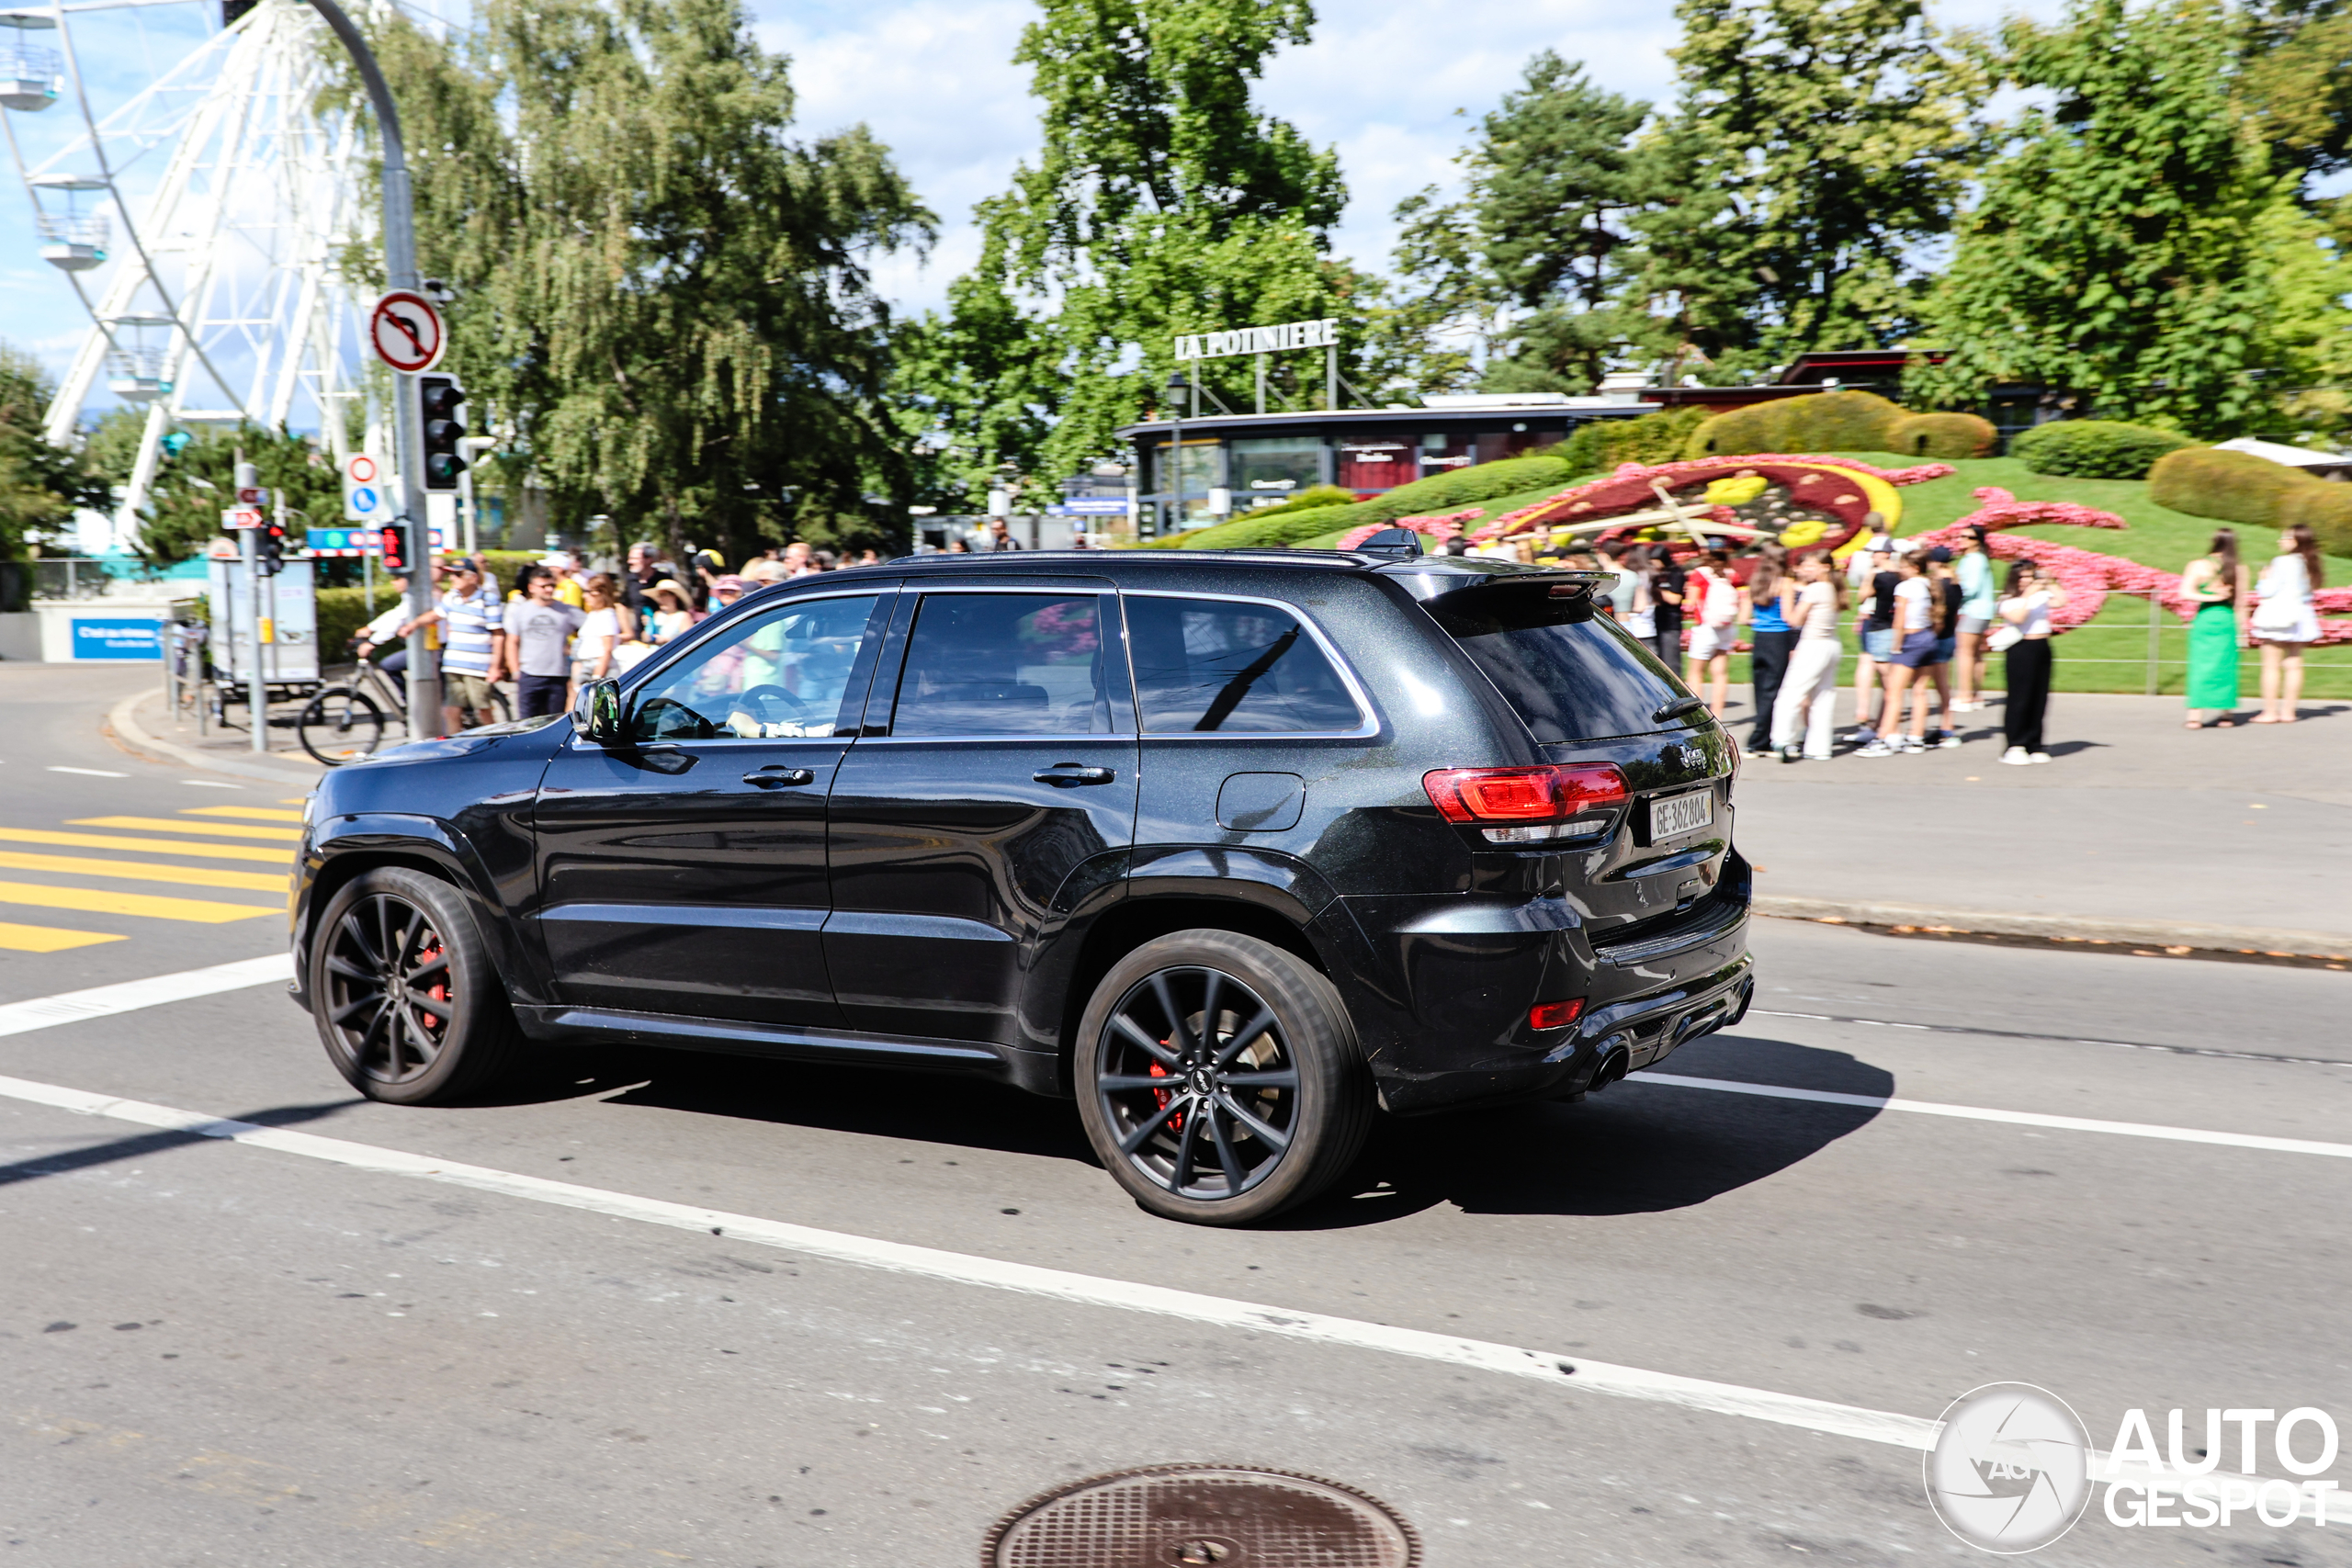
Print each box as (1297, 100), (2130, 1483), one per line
(48, 766), (129, 778)
(180, 779), (243, 790)
(0, 1066), (1937, 1450)
(0, 954), (290, 1039)
(1637, 1073), (2352, 1158)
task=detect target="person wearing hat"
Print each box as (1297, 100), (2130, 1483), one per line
(406, 556), (507, 732)
(647, 579), (698, 644)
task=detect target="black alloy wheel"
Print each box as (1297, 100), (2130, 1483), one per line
(1077, 931), (1372, 1226)
(310, 866), (522, 1104)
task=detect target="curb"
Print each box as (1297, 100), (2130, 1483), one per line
(105, 686), (322, 788)
(1753, 895), (2351, 963)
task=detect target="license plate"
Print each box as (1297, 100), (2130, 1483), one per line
(1649, 788), (1715, 841)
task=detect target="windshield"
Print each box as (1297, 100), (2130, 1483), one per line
(1439, 591), (1696, 744)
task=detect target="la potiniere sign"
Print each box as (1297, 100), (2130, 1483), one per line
(1172, 317), (1340, 362)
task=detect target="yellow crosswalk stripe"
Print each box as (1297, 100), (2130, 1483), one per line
(0, 850), (284, 893)
(278, 798), (307, 805)
(0, 880), (277, 923)
(0, 921), (125, 953)
(68, 816), (301, 842)
(0, 829), (284, 864)
(183, 806), (306, 823)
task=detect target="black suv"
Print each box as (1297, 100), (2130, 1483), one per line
(289, 548), (1751, 1224)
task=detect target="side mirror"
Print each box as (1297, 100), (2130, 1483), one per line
(573, 678), (625, 745)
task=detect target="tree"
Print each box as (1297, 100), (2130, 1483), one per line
(376, 0), (934, 562)
(136, 423), (339, 567)
(913, 0), (1372, 502)
(0, 345), (107, 566)
(2238, 0), (2352, 194)
(1910, 0), (2292, 434)
(1629, 0), (1982, 368)
(1379, 52), (1657, 396)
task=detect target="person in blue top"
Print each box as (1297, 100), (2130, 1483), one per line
(1951, 527), (1997, 713)
(1741, 544), (1794, 756)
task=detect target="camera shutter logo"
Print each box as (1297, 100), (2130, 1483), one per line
(1925, 1382), (2092, 1553)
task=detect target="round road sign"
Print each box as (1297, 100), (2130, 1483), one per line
(369, 290), (445, 373)
(346, 453), (379, 484)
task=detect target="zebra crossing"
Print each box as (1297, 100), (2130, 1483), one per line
(0, 799), (300, 953)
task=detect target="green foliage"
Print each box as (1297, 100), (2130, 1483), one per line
(1887, 412), (1996, 458)
(2284, 481), (2352, 556)
(1684, 390), (1906, 457)
(0, 344), (107, 562)
(2146, 446), (2312, 525)
(137, 423), (338, 568)
(1228, 483), (1353, 522)
(1910, 0), (2290, 435)
(1378, 51), (1660, 395)
(1168, 454), (1574, 549)
(1559, 407), (1707, 474)
(2257, 201), (2352, 445)
(1630, 0), (1983, 363)
(2010, 420), (2198, 479)
(379, 0), (934, 563)
(2236, 0), (2352, 184)
(912, 0), (1376, 497)
(315, 585), (392, 660)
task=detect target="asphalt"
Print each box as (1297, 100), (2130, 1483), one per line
(0, 664), (2346, 1565)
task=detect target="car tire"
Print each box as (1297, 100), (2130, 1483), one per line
(309, 866), (525, 1105)
(1075, 930), (1372, 1226)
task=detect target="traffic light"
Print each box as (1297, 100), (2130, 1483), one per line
(257, 523), (286, 577)
(418, 374), (467, 491)
(379, 520), (411, 572)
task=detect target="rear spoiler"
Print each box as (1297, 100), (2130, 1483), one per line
(1381, 566), (1616, 629)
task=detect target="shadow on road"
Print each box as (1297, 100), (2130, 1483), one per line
(0, 1098), (357, 1189)
(1275, 1033), (1891, 1229)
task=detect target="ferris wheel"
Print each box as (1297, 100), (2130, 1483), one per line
(2, 0), (379, 552)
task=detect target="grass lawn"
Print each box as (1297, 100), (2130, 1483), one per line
(1295, 451), (2350, 698)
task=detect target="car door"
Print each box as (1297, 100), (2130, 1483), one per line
(824, 581), (1137, 1045)
(531, 586), (894, 1026)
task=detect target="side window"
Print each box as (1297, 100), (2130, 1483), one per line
(628, 593), (885, 742)
(1126, 596), (1363, 734)
(888, 593), (1112, 738)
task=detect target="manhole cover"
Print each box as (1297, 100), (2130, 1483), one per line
(984, 1464), (1420, 1568)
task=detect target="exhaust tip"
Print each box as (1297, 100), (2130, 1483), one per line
(1589, 1046), (1631, 1092)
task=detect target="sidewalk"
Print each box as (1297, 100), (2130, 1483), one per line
(107, 682), (323, 787)
(1726, 686), (2352, 957)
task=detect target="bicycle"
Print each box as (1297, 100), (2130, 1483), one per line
(296, 647), (514, 765)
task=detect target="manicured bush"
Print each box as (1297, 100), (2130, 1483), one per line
(1228, 483), (1354, 522)
(2147, 446), (2312, 526)
(1166, 453), (1576, 550)
(2282, 480), (2352, 556)
(1559, 406), (1707, 475)
(1888, 412), (1996, 460)
(314, 584), (401, 660)
(1683, 389), (1905, 458)
(2010, 420), (2196, 479)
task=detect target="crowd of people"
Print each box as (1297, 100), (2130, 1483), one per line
(1520, 513), (2330, 764)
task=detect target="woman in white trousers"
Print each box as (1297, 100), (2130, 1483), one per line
(1772, 549), (1846, 761)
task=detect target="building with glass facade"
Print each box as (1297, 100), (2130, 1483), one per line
(1117, 390), (1655, 536)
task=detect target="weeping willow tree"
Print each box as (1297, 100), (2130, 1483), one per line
(374, 0), (935, 560)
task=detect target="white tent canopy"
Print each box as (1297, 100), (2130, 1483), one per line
(2211, 436), (2351, 472)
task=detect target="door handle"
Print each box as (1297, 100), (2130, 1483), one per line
(742, 766), (815, 788)
(1033, 763), (1115, 786)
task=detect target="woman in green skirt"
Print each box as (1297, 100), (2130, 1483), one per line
(2177, 529), (2247, 728)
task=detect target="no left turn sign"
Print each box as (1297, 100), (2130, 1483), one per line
(369, 290), (445, 373)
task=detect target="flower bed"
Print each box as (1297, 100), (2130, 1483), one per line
(1478, 454), (1955, 558)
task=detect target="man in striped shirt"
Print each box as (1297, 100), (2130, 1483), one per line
(411, 557), (507, 731)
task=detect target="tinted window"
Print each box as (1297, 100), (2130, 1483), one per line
(889, 593), (1112, 737)
(628, 593), (884, 742)
(1127, 596), (1363, 734)
(1443, 593), (1691, 744)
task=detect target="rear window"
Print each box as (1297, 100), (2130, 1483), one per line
(1441, 592), (1692, 744)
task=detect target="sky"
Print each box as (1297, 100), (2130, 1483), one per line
(3, 0), (2071, 416)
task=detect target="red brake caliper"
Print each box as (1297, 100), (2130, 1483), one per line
(1148, 1055), (1182, 1133)
(418, 934), (447, 1035)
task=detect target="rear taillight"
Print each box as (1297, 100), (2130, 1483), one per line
(1422, 763), (1628, 843)
(1528, 998), (1586, 1032)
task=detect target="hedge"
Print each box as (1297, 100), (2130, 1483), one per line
(1684, 389), (1905, 458)
(1161, 454), (1577, 550)
(1223, 483), (1354, 523)
(1888, 412), (1996, 460)
(1559, 407), (1707, 474)
(2283, 482), (2352, 556)
(2010, 420), (2197, 479)
(2147, 446), (2315, 528)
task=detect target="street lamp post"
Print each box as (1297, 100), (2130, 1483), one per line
(1164, 369), (1188, 537)
(304, 0), (440, 738)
